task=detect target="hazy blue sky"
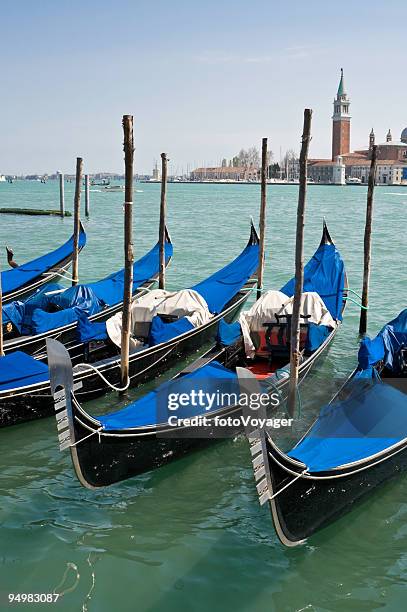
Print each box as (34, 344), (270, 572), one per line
(1, 0), (406, 174)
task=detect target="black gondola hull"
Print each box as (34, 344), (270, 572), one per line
(264, 437), (407, 545)
(64, 321), (338, 488)
(0, 281), (254, 427)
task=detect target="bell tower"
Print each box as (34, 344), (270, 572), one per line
(369, 128), (375, 150)
(332, 68), (351, 160)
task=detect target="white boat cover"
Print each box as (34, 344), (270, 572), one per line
(239, 290), (289, 358)
(278, 292), (336, 327)
(239, 290), (336, 358)
(106, 289), (212, 349)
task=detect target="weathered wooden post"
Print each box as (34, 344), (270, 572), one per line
(85, 174), (90, 217)
(59, 173), (65, 217)
(72, 158), (83, 287)
(257, 137), (268, 300)
(359, 144), (377, 335)
(159, 152), (168, 290)
(0, 265), (3, 357)
(287, 109), (312, 417)
(120, 115), (135, 394)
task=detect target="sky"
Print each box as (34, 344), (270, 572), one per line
(1, 0), (407, 175)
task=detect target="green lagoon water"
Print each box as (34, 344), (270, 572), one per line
(0, 180), (406, 611)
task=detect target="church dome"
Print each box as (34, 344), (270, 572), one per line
(401, 127), (407, 144)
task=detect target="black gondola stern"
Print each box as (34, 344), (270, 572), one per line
(236, 366), (273, 505)
(46, 338), (81, 452)
(320, 218), (334, 246)
(164, 224), (172, 244)
(249, 217), (260, 246)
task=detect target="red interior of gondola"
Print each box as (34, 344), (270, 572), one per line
(246, 324), (308, 379)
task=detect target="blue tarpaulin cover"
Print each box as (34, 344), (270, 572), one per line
(288, 380), (407, 472)
(0, 351), (49, 391)
(97, 361), (239, 430)
(217, 319), (242, 346)
(1, 226), (86, 295)
(148, 316), (194, 346)
(280, 242), (345, 321)
(305, 323), (331, 352)
(2, 283), (64, 332)
(76, 311), (108, 342)
(3, 240), (173, 336)
(288, 310), (407, 472)
(191, 241), (259, 314)
(48, 285), (103, 315)
(86, 241), (173, 306)
(358, 309), (407, 374)
(31, 306), (86, 334)
(78, 233), (257, 346)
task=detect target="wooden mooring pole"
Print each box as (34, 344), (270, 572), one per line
(287, 109), (312, 418)
(257, 137), (268, 300)
(159, 152), (168, 290)
(59, 173), (65, 217)
(85, 174), (90, 217)
(72, 158), (83, 287)
(359, 144), (377, 336)
(120, 115), (135, 394)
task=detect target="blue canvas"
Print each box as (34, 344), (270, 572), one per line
(148, 316), (194, 346)
(1, 226), (86, 295)
(0, 351), (49, 391)
(191, 242), (259, 314)
(280, 242), (345, 321)
(289, 380), (407, 472)
(97, 361), (239, 430)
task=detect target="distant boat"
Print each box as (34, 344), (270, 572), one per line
(346, 177), (362, 185)
(0, 175), (6, 182)
(91, 178), (110, 186)
(102, 185), (124, 192)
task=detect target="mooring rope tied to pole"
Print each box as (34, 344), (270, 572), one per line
(72, 346), (174, 392)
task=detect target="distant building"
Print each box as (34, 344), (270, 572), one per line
(152, 162), (160, 181)
(308, 158), (346, 185)
(309, 69), (407, 185)
(190, 166), (258, 181)
(332, 68), (351, 160)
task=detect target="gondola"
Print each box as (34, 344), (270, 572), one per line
(0, 225), (259, 427)
(1, 229), (173, 356)
(1, 223), (86, 304)
(45, 222), (347, 487)
(245, 309), (407, 547)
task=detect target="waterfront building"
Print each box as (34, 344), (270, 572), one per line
(309, 69), (407, 185)
(190, 165), (258, 181)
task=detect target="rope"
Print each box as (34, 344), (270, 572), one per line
(346, 287), (364, 300)
(69, 426), (103, 447)
(43, 269), (75, 282)
(268, 469), (308, 501)
(72, 362), (130, 392)
(72, 346), (174, 393)
(240, 286), (260, 293)
(343, 296), (368, 309)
